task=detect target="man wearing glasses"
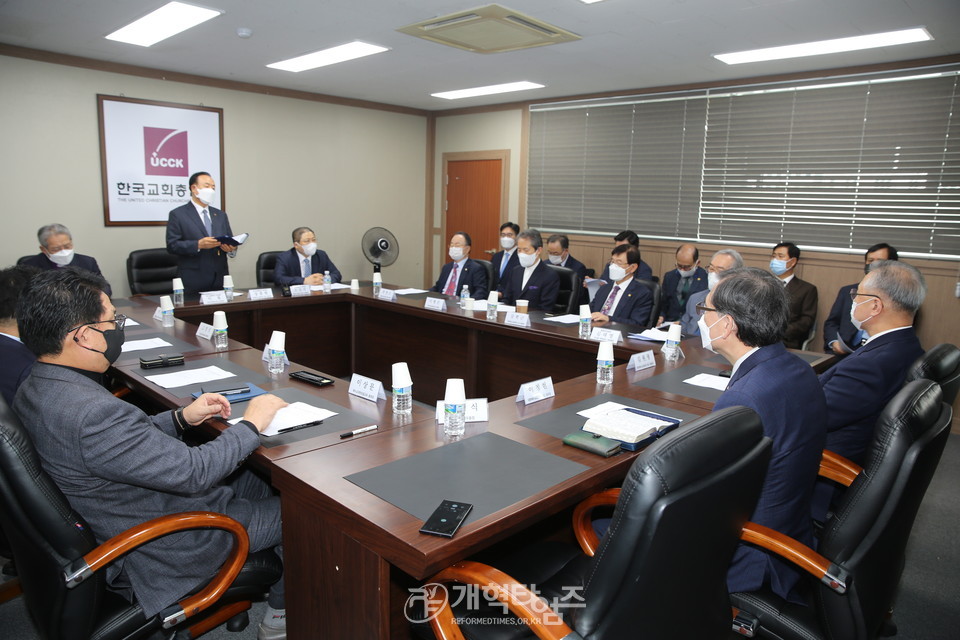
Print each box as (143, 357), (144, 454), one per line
(13, 269), (290, 637)
(658, 243), (707, 325)
(20, 223), (112, 296)
(698, 267), (827, 604)
(679, 248), (743, 335)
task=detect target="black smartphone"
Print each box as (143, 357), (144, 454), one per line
(419, 500), (473, 538)
(289, 370), (335, 387)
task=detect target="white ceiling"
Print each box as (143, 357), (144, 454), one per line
(1, 0), (958, 112)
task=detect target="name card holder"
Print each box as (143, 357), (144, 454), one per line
(435, 398), (489, 423)
(516, 376), (555, 405)
(152, 307), (164, 321)
(424, 297), (447, 311)
(590, 327), (623, 343)
(249, 288), (275, 300)
(289, 284), (312, 297)
(377, 289), (398, 302)
(472, 299), (489, 312)
(504, 311), (532, 328)
(195, 323), (215, 340)
(200, 291), (229, 305)
(628, 350), (656, 371)
(349, 373), (386, 402)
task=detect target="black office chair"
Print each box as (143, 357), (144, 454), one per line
(472, 259), (494, 297)
(545, 264), (582, 315)
(16, 255), (34, 266)
(633, 278), (662, 328)
(255, 251), (283, 288)
(0, 396), (282, 640)
(731, 379), (951, 640)
(904, 343), (960, 405)
(414, 406), (772, 640)
(126, 248), (179, 296)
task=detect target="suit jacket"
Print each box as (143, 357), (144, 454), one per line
(273, 247), (342, 286)
(659, 266), (708, 321)
(714, 343), (827, 601)
(680, 289), (710, 336)
(589, 278), (654, 327)
(14, 362), (262, 618)
(166, 202), (234, 293)
(429, 258), (489, 300)
(822, 283), (861, 354)
(491, 250), (520, 292)
(783, 276), (818, 349)
(0, 334), (34, 408)
(600, 259), (653, 283)
(19, 253), (112, 297)
(819, 327), (923, 465)
(560, 254), (589, 305)
(501, 261), (560, 311)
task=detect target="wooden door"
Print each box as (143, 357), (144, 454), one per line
(445, 159), (503, 264)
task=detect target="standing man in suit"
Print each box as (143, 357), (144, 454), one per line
(501, 229), (560, 311)
(658, 243), (708, 324)
(0, 265), (39, 407)
(679, 248), (743, 335)
(14, 268), (289, 639)
(20, 224), (112, 296)
(166, 171), (238, 294)
(273, 226), (342, 287)
(598, 230), (653, 283)
(823, 243), (899, 357)
(702, 267), (827, 603)
(590, 244), (654, 327)
(429, 231), (488, 300)
(490, 221), (521, 295)
(770, 242), (818, 350)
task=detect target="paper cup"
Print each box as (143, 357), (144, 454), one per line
(159, 295), (174, 311)
(223, 275), (234, 288)
(172, 277), (184, 290)
(372, 272), (383, 284)
(516, 299), (529, 314)
(444, 378), (466, 404)
(579, 304), (591, 319)
(269, 330), (286, 351)
(667, 323), (682, 342)
(350, 278), (360, 291)
(487, 291), (499, 305)
(392, 362), (412, 388)
(597, 341), (614, 362)
(212, 310), (228, 330)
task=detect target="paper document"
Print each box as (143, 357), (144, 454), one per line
(584, 278), (605, 303)
(120, 338), (173, 352)
(229, 401), (338, 437)
(309, 283), (352, 291)
(497, 304), (516, 312)
(393, 288), (428, 295)
(628, 327), (672, 342)
(145, 365), (235, 389)
(683, 373), (729, 391)
(576, 401), (632, 419)
(215, 232), (249, 245)
(542, 314), (581, 324)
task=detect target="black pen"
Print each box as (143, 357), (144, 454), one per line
(340, 425), (378, 439)
(277, 419), (324, 433)
(204, 386), (250, 396)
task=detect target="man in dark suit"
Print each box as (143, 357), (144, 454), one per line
(166, 171), (238, 294)
(597, 230), (653, 283)
(703, 267), (827, 603)
(501, 229), (560, 311)
(0, 265), (39, 407)
(589, 244), (654, 327)
(429, 231), (489, 300)
(273, 226), (342, 287)
(14, 269), (289, 638)
(490, 221), (520, 295)
(547, 234), (588, 305)
(20, 223), (112, 296)
(658, 243), (708, 323)
(823, 243), (899, 356)
(770, 242), (818, 349)
(679, 248), (743, 336)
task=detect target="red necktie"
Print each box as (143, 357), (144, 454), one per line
(444, 263), (459, 295)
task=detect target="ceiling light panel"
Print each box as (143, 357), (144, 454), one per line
(432, 81), (545, 100)
(714, 27), (933, 65)
(105, 2), (222, 47)
(267, 41), (390, 72)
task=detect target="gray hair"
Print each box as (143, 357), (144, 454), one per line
(37, 224), (71, 248)
(714, 249), (744, 269)
(864, 260), (926, 314)
(712, 267), (788, 348)
(518, 228), (543, 250)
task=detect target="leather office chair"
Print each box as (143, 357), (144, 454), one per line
(545, 264), (582, 315)
(801, 312), (818, 351)
(472, 259), (494, 296)
(255, 251), (283, 288)
(904, 343), (960, 405)
(730, 379), (951, 640)
(127, 248), (179, 296)
(414, 406), (772, 640)
(16, 256), (33, 266)
(0, 396), (282, 640)
(633, 278), (662, 328)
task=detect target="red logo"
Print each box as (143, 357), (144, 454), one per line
(144, 127), (189, 176)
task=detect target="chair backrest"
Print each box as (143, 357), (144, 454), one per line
(256, 251), (283, 288)
(904, 343), (960, 406)
(573, 406), (772, 640)
(816, 379), (951, 640)
(126, 248), (178, 296)
(631, 278), (662, 328)
(472, 259), (494, 296)
(0, 396), (104, 639)
(17, 255), (33, 266)
(544, 264), (581, 315)
(801, 311), (818, 351)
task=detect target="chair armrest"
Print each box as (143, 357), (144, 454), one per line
(572, 488), (620, 557)
(819, 449), (862, 487)
(741, 522), (848, 593)
(428, 560), (575, 640)
(63, 511), (248, 627)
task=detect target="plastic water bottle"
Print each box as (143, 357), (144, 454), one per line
(214, 328), (228, 351)
(268, 349), (286, 375)
(323, 270), (332, 294)
(596, 359), (614, 384)
(486, 303), (497, 321)
(579, 316), (592, 338)
(460, 284), (471, 309)
(392, 385), (413, 415)
(444, 401), (465, 437)
(173, 285), (184, 307)
(162, 308), (174, 328)
(661, 324), (682, 362)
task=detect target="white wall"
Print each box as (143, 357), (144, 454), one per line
(0, 55), (427, 294)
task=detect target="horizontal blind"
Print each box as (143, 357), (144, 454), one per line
(527, 67), (960, 257)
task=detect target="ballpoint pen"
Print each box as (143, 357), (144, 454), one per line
(340, 425), (378, 439)
(277, 419), (324, 433)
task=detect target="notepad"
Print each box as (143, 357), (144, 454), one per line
(580, 404), (680, 450)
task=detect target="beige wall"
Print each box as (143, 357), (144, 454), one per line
(0, 55), (428, 293)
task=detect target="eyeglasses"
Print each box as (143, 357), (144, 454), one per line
(848, 288), (881, 302)
(68, 314), (127, 334)
(695, 304), (717, 317)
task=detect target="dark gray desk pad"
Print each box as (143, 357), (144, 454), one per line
(230, 387), (375, 448)
(115, 333), (201, 365)
(346, 432), (590, 522)
(136, 358), (271, 395)
(516, 392), (700, 439)
(706, 351), (821, 365)
(632, 364), (727, 403)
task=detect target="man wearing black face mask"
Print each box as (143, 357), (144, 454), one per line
(13, 269), (290, 635)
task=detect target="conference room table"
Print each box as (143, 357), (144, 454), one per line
(113, 287), (833, 639)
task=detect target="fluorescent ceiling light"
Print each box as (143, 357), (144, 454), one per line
(267, 41), (389, 72)
(105, 2), (221, 47)
(579, 0), (608, 4)
(714, 27), (933, 65)
(432, 81), (545, 100)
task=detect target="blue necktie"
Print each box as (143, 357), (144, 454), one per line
(499, 254), (509, 278)
(201, 208), (213, 236)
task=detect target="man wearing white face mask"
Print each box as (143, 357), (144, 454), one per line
(166, 171), (237, 294)
(679, 248), (743, 336)
(700, 267), (826, 604)
(589, 244), (655, 326)
(274, 226), (342, 287)
(21, 224), (112, 296)
(658, 243), (707, 324)
(429, 231), (488, 300)
(501, 229), (559, 311)
(769, 242), (818, 350)
(490, 222), (521, 296)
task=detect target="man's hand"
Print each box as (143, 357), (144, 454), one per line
(304, 273), (323, 286)
(241, 394), (289, 433)
(198, 236), (220, 250)
(591, 311), (609, 323)
(657, 315), (665, 325)
(220, 243), (238, 252)
(183, 393), (232, 425)
(830, 340), (850, 355)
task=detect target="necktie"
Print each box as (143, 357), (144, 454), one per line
(201, 208), (213, 236)
(679, 276), (692, 306)
(302, 258), (311, 278)
(444, 263), (459, 295)
(601, 285), (620, 315)
(499, 253), (509, 278)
